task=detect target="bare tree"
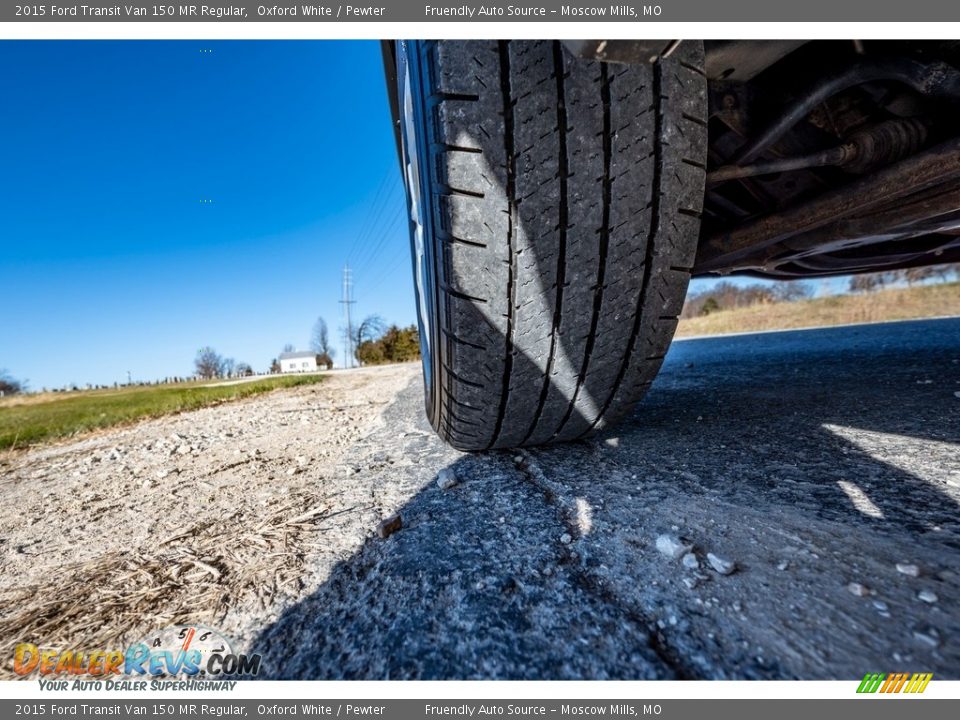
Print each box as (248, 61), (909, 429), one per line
(236, 362), (254, 377)
(904, 267), (937, 286)
(849, 274), (880, 293)
(282, 343), (295, 353)
(310, 317), (334, 358)
(221, 357), (237, 378)
(353, 315), (386, 360)
(0, 369), (24, 396)
(195, 347), (224, 379)
(929, 263), (954, 283)
(773, 281), (813, 302)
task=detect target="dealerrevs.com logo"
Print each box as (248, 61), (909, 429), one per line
(14, 625), (262, 689)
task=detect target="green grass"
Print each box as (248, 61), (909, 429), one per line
(0, 375), (326, 451)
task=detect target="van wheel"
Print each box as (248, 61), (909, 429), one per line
(398, 40), (707, 450)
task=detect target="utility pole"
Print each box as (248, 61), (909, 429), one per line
(340, 264), (356, 369)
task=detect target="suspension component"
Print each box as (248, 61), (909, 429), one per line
(707, 117), (930, 184)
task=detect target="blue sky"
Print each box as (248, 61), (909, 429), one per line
(1, 41), (411, 388)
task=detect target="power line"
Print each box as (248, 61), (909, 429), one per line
(354, 205), (406, 276)
(365, 243), (412, 291)
(346, 166), (397, 267)
(345, 166), (392, 264)
(351, 183), (403, 271)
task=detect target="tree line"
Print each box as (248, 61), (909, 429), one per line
(194, 348), (254, 380)
(848, 264), (959, 293)
(682, 262), (959, 318)
(682, 281), (814, 318)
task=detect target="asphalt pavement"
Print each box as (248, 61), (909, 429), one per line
(251, 318), (960, 680)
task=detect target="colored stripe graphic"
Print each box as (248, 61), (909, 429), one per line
(905, 673), (933, 693)
(857, 673), (885, 693)
(857, 672), (932, 693)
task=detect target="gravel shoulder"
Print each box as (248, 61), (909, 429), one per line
(0, 364), (419, 677)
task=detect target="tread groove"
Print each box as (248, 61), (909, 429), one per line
(554, 62), (612, 440)
(488, 40), (518, 449)
(522, 41), (569, 445)
(442, 284), (488, 304)
(439, 184), (485, 199)
(681, 112), (707, 127)
(434, 142), (484, 154)
(591, 58), (665, 429)
(678, 60), (706, 77)
(442, 361), (486, 389)
(430, 91), (481, 103)
(441, 327), (487, 350)
(438, 232), (488, 249)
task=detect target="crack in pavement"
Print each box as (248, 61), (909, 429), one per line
(513, 449), (698, 679)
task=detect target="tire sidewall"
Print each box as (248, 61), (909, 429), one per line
(397, 40), (442, 431)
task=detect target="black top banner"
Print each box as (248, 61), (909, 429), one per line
(3, 1), (960, 22)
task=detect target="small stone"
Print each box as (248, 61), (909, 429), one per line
(707, 553), (736, 575)
(559, 533), (573, 545)
(176, 444), (190, 455)
(917, 590), (938, 604)
(286, 467), (300, 476)
(913, 630), (940, 648)
(682, 577), (698, 590)
(954, 391), (960, 399)
(377, 514), (402, 539)
(604, 437), (619, 449)
(656, 534), (692, 560)
(873, 600), (889, 611)
(937, 569), (955, 582)
(295, 455), (308, 466)
(896, 563), (920, 577)
(847, 582), (869, 597)
(156, 469), (169, 480)
(682, 552), (699, 569)
(436, 468), (458, 490)
(513, 455), (524, 465)
(777, 561), (789, 571)
(142, 479), (157, 489)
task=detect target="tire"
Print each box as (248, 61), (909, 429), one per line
(398, 40), (707, 451)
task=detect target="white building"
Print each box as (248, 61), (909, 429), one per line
(278, 351), (320, 373)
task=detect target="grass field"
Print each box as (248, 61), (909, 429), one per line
(676, 282), (960, 338)
(0, 374), (326, 451)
